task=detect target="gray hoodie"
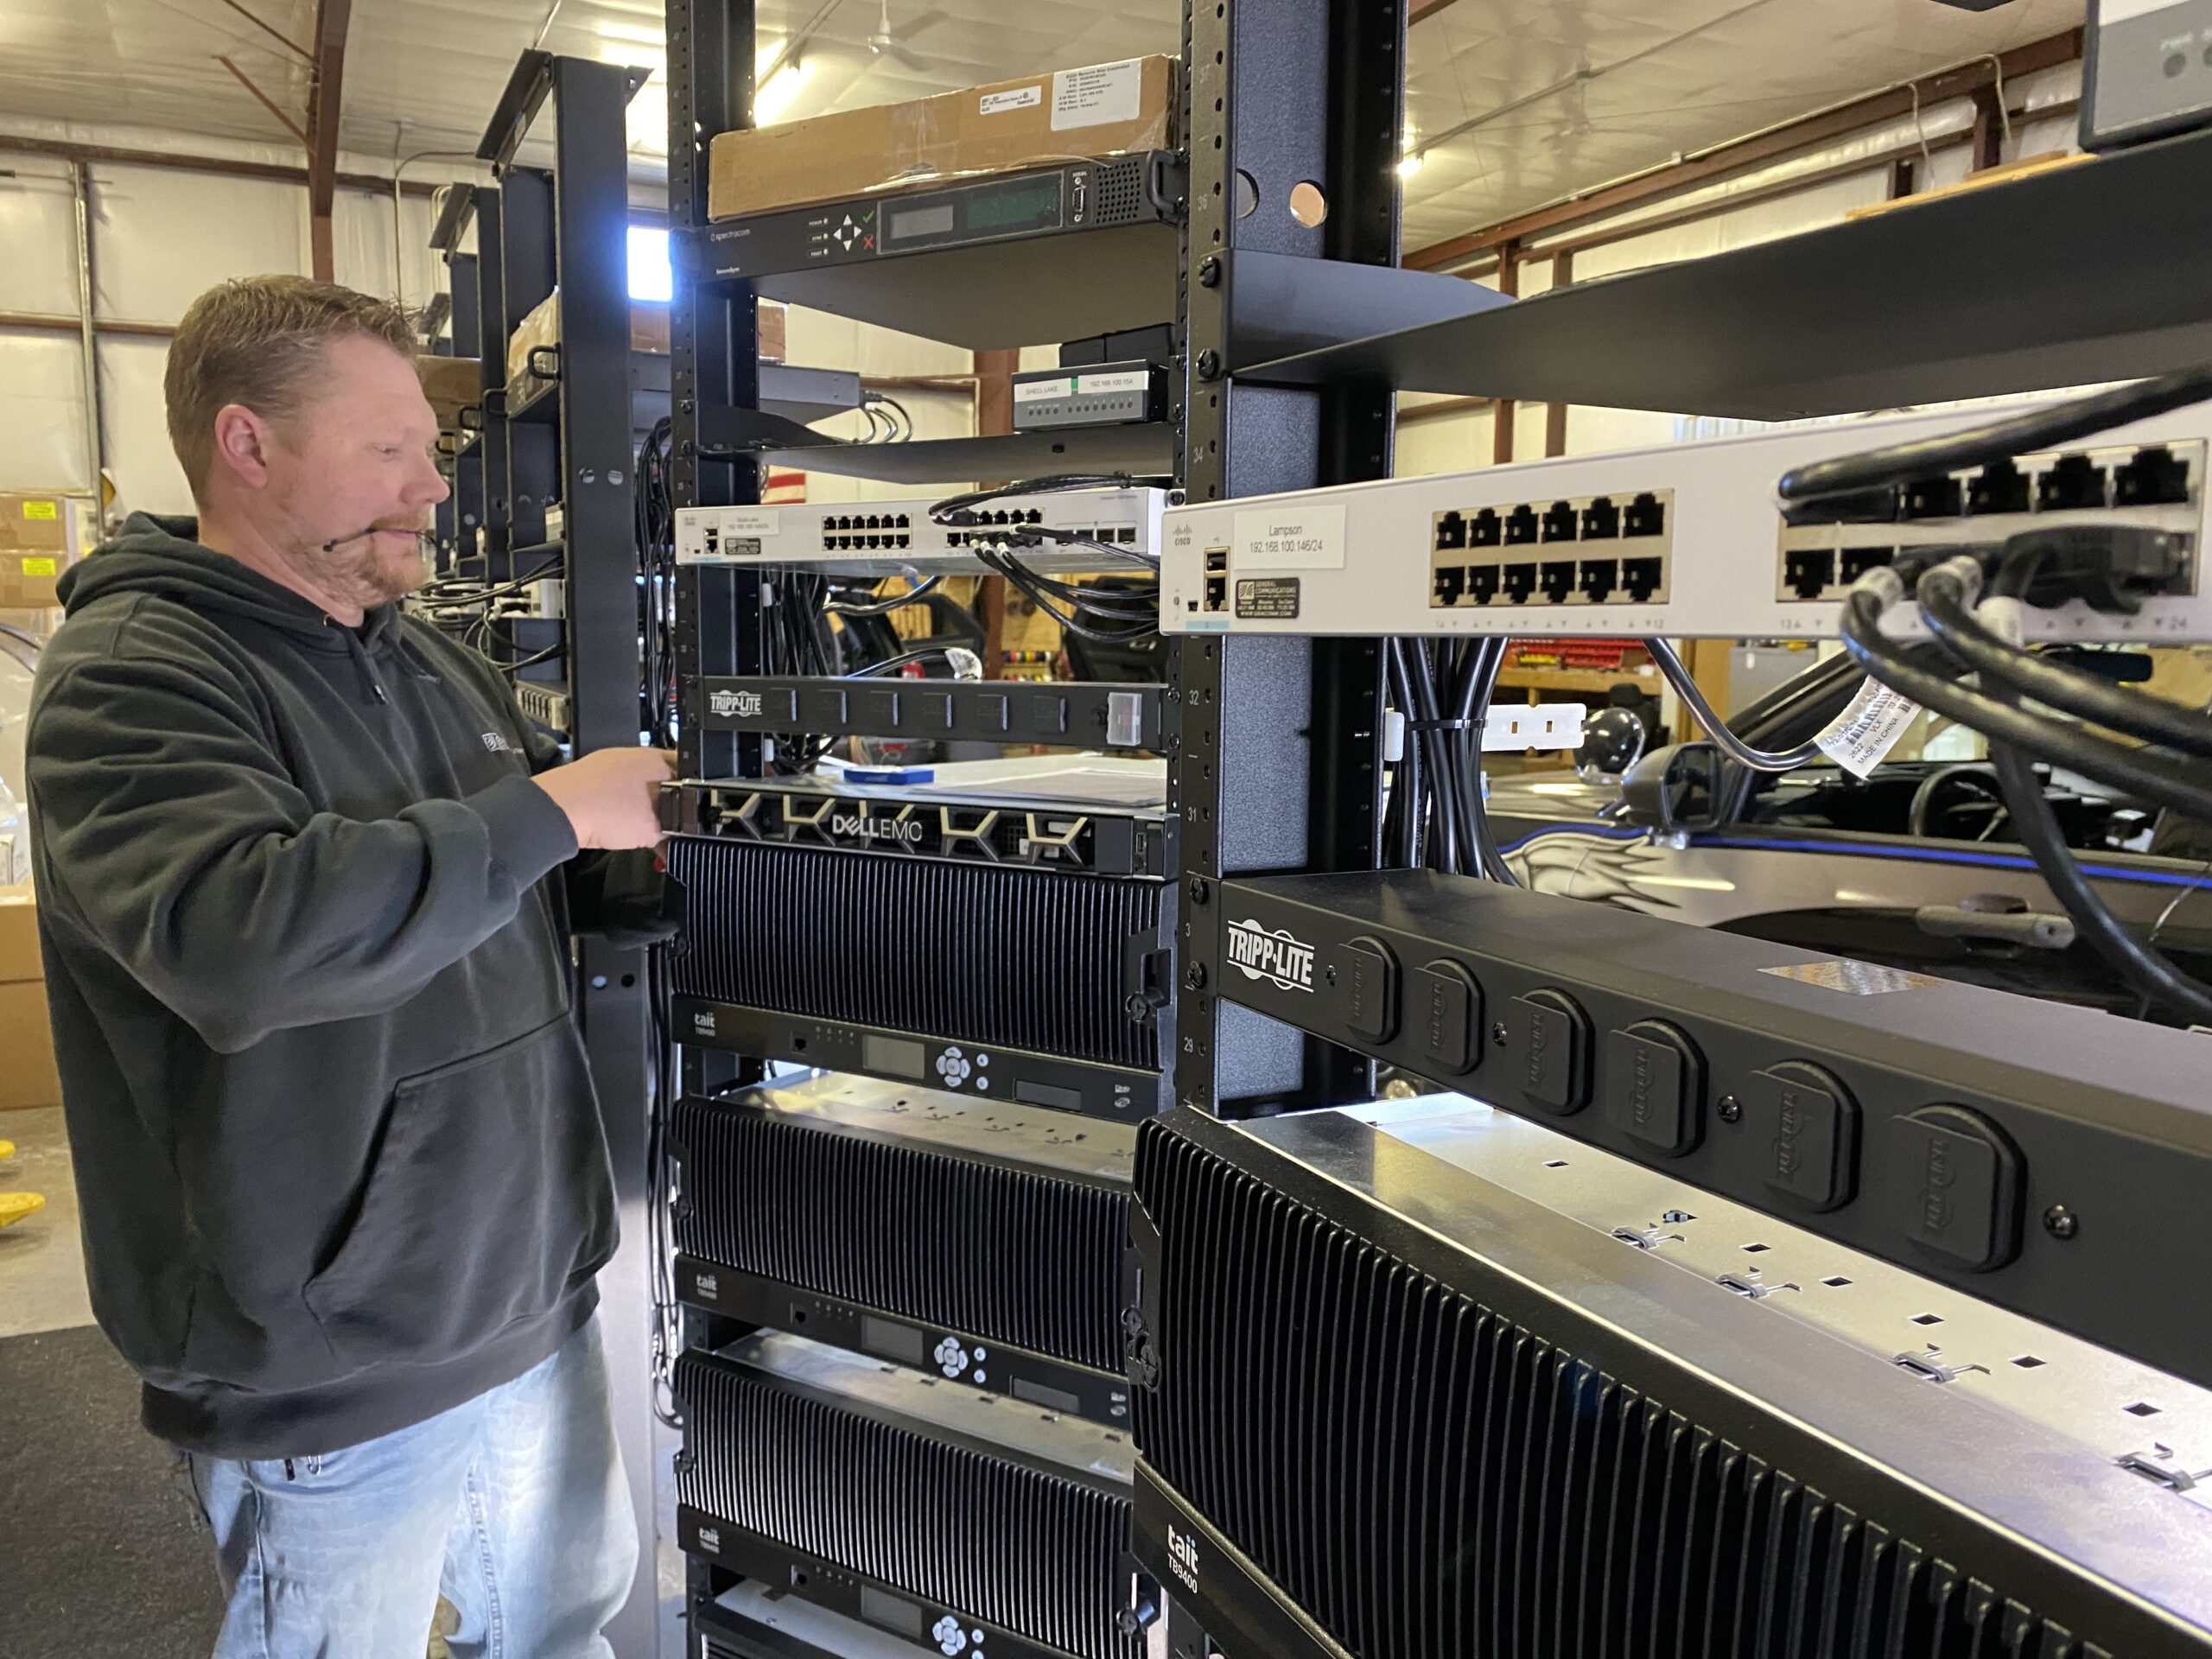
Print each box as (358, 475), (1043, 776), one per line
(28, 513), (632, 1458)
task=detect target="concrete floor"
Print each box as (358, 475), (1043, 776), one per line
(0, 1105), (93, 1338)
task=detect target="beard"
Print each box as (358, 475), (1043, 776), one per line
(309, 524), (432, 610)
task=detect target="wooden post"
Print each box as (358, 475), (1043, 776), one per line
(972, 346), (1020, 677)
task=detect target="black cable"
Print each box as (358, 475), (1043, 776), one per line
(1838, 577), (2212, 823)
(1948, 554), (2212, 1025)
(826, 575), (944, 616)
(1778, 364), (2212, 506)
(499, 645), (566, 676)
(1917, 560), (2212, 760)
(1465, 638), (1518, 885)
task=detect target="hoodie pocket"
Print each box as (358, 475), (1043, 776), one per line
(303, 1014), (616, 1370)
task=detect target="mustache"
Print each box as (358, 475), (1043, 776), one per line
(320, 523), (434, 553)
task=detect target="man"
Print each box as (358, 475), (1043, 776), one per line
(27, 276), (671, 1656)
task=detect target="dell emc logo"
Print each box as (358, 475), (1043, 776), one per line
(706, 689), (762, 719)
(1225, 918), (1315, 993)
(833, 810), (924, 844)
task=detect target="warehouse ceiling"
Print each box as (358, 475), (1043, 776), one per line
(0, 0), (2084, 248)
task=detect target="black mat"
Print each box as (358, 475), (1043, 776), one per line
(0, 1324), (223, 1657)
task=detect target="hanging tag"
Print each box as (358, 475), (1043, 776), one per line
(1815, 677), (1922, 779)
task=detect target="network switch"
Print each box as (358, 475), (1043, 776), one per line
(676, 486), (1168, 576)
(1160, 399), (2212, 643)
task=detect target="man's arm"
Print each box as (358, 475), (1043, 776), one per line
(29, 651), (579, 1054)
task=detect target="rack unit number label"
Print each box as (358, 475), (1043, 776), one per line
(1234, 505), (1345, 570)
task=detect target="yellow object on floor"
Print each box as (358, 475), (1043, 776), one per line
(0, 1191), (44, 1228)
(0, 1140), (15, 1161)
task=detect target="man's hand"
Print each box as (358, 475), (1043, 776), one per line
(533, 748), (676, 850)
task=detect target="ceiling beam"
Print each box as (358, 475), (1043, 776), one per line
(0, 134), (442, 198)
(1404, 26), (2082, 271)
(305, 0), (353, 282)
(219, 0), (315, 65)
(215, 54), (309, 149)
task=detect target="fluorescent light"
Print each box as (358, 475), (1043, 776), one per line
(628, 226), (673, 302)
(754, 55), (811, 124)
(1395, 151), (1424, 180)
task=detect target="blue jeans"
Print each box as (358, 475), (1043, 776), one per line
(182, 1316), (637, 1658)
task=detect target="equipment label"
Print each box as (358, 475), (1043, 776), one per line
(981, 84), (1043, 115)
(1014, 377), (1074, 404)
(717, 508), (780, 537)
(1815, 677), (1920, 778)
(1226, 918), (1315, 992)
(1234, 504), (1345, 570)
(1073, 369), (1150, 396)
(1052, 60), (1143, 130)
(1235, 577), (1300, 620)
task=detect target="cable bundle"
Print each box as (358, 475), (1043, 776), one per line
(1781, 366), (2212, 1022)
(1382, 638), (1516, 882)
(929, 474), (1163, 645)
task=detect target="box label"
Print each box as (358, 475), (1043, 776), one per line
(981, 84), (1044, 116)
(1053, 59), (1144, 130)
(1235, 577), (1300, 620)
(1234, 504), (1345, 570)
(1014, 377), (1074, 404)
(18, 557), (57, 576)
(22, 501), (57, 521)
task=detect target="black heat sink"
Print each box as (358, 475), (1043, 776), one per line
(664, 835), (1160, 1071)
(672, 1095), (1129, 1374)
(1133, 1120), (2121, 1659)
(678, 1349), (1141, 1659)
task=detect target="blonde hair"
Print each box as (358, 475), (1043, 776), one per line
(165, 276), (418, 499)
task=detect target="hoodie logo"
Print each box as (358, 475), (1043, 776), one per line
(1225, 918), (1315, 993)
(480, 732), (515, 753)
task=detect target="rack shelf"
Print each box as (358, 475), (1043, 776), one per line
(687, 155), (1184, 350)
(1236, 124), (2212, 420)
(714, 420), (1176, 485)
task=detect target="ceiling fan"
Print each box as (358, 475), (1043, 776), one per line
(867, 0), (948, 72)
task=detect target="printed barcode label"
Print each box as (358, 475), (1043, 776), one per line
(1815, 677), (1922, 778)
(1052, 59), (1144, 130)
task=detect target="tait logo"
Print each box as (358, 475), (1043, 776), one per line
(1225, 918), (1315, 993)
(1166, 1522), (1200, 1593)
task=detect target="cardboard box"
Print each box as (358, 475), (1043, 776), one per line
(416, 354), (483, 431)
(503, 296), (674, 407)
(0, 494), (97, 608)
(0, 885), (60, 1113)
(709, 55), (1176, 222)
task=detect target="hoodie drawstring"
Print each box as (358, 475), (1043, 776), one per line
(332, 621), (388, 706)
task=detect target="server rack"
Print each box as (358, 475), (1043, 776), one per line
(422, 53), (666, 1656)
(663, 5), (2212, 1659)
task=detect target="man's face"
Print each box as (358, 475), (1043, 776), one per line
(259, 334), (449, 610)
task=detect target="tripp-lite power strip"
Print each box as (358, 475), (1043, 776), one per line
(1160, 399), (2212, 644)
(675, 486), (1169, 577)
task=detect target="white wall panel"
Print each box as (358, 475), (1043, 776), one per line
(0, 330), (92, 493)
(334, 188), (440, 314)
(100, 335), (191, 518)
(0, 162), (81, 315)
(90, 165), (303, 324)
